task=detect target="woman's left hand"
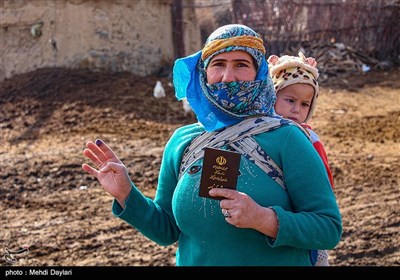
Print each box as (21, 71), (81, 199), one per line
(209, 188), (278, 238)
(82, 139), (132, 208)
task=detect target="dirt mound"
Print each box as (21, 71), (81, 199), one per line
(1, 67), (399, 266)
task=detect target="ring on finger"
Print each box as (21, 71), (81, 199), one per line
(222, 209), (231, 218)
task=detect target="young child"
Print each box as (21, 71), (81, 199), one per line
(268, 52), (334, 266)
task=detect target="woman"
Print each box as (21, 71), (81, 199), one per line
(82, 24), (342, 266)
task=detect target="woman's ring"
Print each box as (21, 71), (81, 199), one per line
(222, 209), (231, 218)
(97, 162), (102, 169)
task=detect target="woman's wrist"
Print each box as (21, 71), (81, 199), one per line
(254, 206), (279, 239)
(115, 186), (132, 209)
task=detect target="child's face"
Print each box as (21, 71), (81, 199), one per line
(274, 83), (314, 124)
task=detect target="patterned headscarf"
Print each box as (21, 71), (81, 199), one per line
(173, 24), (277, 132)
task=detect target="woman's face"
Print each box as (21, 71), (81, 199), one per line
(205, 51), (257, 85)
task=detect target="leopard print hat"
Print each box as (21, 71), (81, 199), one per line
(268, 52), (319, 123)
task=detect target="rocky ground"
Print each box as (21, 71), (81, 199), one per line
(1, 67), (399, 266)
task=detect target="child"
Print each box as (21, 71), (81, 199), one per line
(268, 52), (334, 266)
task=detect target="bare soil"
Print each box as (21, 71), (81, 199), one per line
(1, 67), (399, 266)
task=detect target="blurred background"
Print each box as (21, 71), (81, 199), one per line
(1, 0), (399, 82)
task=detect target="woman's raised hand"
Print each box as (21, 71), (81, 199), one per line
(82, 139), (132, 208)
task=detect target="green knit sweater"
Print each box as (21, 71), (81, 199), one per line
(112, 123), (342, 266)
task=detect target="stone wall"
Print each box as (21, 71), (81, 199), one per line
(0, 0), (201, 81)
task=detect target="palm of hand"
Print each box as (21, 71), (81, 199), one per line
(98, 162), (131, 199)
(82, 140), (132, 203)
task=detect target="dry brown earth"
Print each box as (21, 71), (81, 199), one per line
(1, 67), (399, 266)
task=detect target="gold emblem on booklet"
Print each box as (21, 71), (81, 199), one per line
(199, 147), (241, 200)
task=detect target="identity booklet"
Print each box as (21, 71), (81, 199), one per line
(199, 147), (241, 200)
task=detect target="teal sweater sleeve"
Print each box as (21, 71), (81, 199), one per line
(256, 126), (342, 250)
(111, 123), (203, 246)
(112, 122), (342, 264)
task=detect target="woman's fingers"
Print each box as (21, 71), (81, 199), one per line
(85, 140), (108, 163)
(83, 139), (123, 174)
(93, 139), (120, 162)
(82, 163), (99, 177)
(83, 148), (102, 168)
(209, 188), (237, 200)
(98, 161), (120, 174)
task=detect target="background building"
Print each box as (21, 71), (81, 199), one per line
(0, 0), (201, 81)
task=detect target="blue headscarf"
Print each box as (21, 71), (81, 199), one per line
(173, 24), (276, 132)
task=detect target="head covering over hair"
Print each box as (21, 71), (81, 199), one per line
(268, 52), (319, 123)
(202, 24), (266, 69)
(173, 24), (277, 132)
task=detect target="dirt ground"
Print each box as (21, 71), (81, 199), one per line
(1, 66), (399, 267)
